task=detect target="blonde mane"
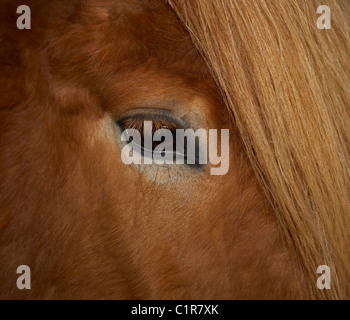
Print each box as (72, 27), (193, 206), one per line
(168, 0), (350, 299)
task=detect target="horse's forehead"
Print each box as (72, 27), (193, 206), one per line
(107, 0), (195, 61)
(47, 0), (202, 74)
(45, 0), (212, 112)
(84, 0), (189, 42)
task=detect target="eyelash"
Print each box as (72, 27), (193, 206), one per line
(118, 117), (179, 138)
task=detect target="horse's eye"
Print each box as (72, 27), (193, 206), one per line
(118, 116), (181, 160)
(117, 115), (202, 167)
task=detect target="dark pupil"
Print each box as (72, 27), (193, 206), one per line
(144, 129), (177, 156)
(126, 123), (202, 168)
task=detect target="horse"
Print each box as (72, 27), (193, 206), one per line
(0, 0), (349, 300)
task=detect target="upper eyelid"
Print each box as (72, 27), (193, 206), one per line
(117, 112), (187, 131)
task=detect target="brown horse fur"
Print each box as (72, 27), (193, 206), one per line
(1, 0), (346, 300)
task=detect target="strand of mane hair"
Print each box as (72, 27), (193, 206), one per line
(168, 0), (350, 300)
